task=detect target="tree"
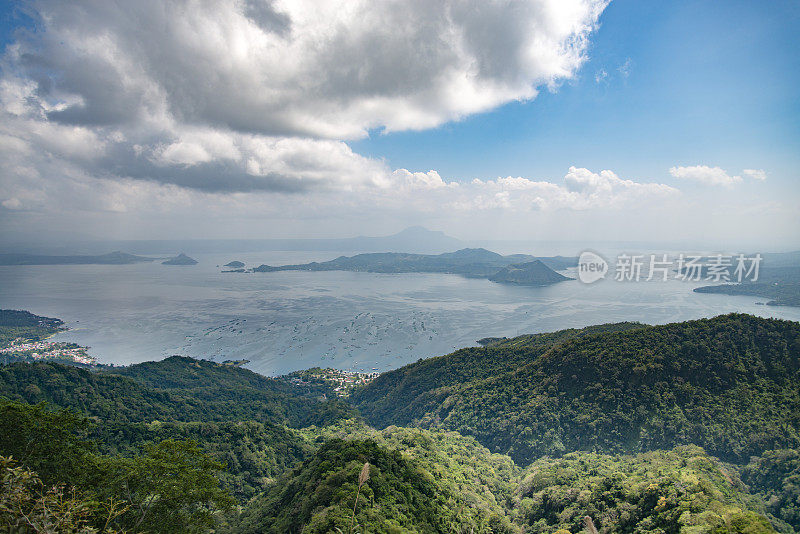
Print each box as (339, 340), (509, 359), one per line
(0, 456), (125, 534)
(103, 439), (234, 533)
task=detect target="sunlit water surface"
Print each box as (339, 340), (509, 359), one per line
(2, 251), (798, 375)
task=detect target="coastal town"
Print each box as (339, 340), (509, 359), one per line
(0, 338), (96, 366)
(284, 367), (380, 397)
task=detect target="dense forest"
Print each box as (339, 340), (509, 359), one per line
(353, 314), (800, 464)
(2, 313), (799, 532)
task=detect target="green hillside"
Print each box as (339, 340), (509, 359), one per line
(2, 313), (799, 532)
(228, 425), (780, 534)
(231, 438), (487, 534)
(350, 321), (646, 425)
(0, 357), (356, 427)
(0, 309), (64, 346)
(514, 446), (776, 533)
(353, 314), (800, 464)
(97, 420), (314, 501)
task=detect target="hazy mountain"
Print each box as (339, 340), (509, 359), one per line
(693, 250), (800, 306)
(251, 247), (575, 285)
(12, 227), (464, 256)
(488, 259), (572, 285)
(0, 251), (155, 265)
(162, 253), (198, 265)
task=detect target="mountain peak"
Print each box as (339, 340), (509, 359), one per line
(393, 226), (447, 237)
(162, 253), (198, 265)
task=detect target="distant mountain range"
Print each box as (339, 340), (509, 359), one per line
(7, 226), (465, 256)
(0, 251), (155, 265)
(0, 251), (203, 266)
(250, 247), (576, 286)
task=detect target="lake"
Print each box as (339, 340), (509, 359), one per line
(2, 251), (799, 376)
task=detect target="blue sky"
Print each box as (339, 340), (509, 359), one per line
(0, 0), (797, 246)
(352, 0), (800, 191)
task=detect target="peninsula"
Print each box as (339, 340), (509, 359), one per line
(250, 248), (575, 286)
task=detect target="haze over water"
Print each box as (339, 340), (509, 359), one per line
(0, 250), (797, 376)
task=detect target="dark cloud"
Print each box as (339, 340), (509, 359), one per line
(98, 144), (315, 193)
(0, 0), (606, 200)
(7, 0), (605, 139)
(242, 0), (291, 36)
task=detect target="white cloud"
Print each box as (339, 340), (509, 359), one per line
(0, 0), (610, 208)
(669, 165), (769, 186)
(392, 169), (455, 190)
(669, 165), (742, 186)
(743, 168), (767, 181)
(618, 57), (632, 78)
(0, 1), (684, 239)
(7, 0), (608, 140)
(373, 166), (678, 213)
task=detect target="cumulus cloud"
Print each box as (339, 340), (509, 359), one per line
(0, 0), (609, 207)
(8, 0), (607, 139)
(449, 167), (678, 212)
(1, 0), (686, 241)
(742, 168), (767, 181)
(669, 165), (742, 186)
(669, 165), (768, 186)
(339, 166), (679, 216)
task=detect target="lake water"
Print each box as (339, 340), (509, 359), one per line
(2, 251), (799, 376)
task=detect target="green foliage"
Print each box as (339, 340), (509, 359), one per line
(232, 427), (779, 534)
(515, 446), (775, 533)
(103, 355), (360, 427)
(741, 449), (800, 533)
(0, 357), (357, 427)
(3, 312), (800, 533)
(351, 321), (646, 426)
(354, 314), (800, 465)
(0, 354), (348, 504)
(97, 420), (313, 501)
(0, 456), (123, 534)
(298, 419), (522, 530)
(0, 399), (233, 533)
(230, 438), (507, 534)
(100, 439), (234, 533)
(0, 400), (98, 488)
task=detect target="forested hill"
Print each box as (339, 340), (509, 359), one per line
(251, 247), (576, 285)
(106, 354), (317, 396)
(350, 321), (646, 423)
(2, 314), (800, 532)
(352, 313), (800, 465)
(0, 357), (355, 427)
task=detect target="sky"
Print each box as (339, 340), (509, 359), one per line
(0, 0), (798, 249)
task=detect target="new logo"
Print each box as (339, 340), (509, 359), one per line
(578, 251), (608, 284)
